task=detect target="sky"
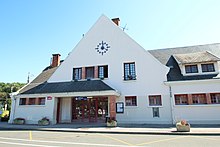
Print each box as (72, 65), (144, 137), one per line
(1, 0), (220, 83)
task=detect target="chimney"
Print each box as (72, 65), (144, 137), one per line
(51, 54), (61, 67)
(111, 18), (120, 26)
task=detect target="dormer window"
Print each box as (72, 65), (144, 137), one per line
(201, 63), (215, 72)
(185, 65), (198, 73)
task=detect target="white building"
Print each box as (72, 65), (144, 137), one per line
(10, 15), (220, 125)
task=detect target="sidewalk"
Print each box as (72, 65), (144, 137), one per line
(0, 122), (220, 135)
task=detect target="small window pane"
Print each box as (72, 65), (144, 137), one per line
(98, 65), (108, 78)
(73, 68), (82, 80)
(28, 98), (36, 105)
(39, 98), (46, 105)
(192, 94), (206, 104)
(125, 96), (137, 106)
(19, 98), (26, 105)
(149, 95), (162, 106)
(174, 94), (188, 105)
(202, 64), (215, 72)
(185, 65), (198, 73)
(210, 93), (220, 104)
(124, 62), (136, 80)
(152, 107), (159, 117)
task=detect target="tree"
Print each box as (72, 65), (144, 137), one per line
(0, 82), (25, 111)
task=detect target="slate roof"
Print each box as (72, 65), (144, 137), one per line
(173, 51), (220, 64)
(19, 67), (58, 94)
(148, 43), (220, 81)
(20, 80), (115, 95)
(148, 43), (220, 65)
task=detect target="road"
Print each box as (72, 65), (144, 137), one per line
(0, 130), (219, 147)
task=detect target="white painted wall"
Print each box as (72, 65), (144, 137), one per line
(47, 15), (171, 124)
(168, 79), (220, 124)
(12, 97), (56, 124)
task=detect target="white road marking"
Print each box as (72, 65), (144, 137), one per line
(0, 140), (59, 147)
(0, 136), (143, 147)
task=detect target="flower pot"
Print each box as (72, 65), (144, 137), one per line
(107, 120), (117, 127)
(38, 120), (50, 126)
(176, 123), (190, 132)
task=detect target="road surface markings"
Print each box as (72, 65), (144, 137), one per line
(0, 140), (59, 147)
(99, 134), (134, 146)
(0, 136), (143, 147)
(135, 136), (188, 146)
(30, 131), (33, 140)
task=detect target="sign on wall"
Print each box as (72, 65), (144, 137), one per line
(47, 96), (52, 100)
(116, 102), (124, 113)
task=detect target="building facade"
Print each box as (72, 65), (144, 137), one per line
(9, 15), (220, 125)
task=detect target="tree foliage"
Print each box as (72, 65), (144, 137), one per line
(0, 82), (25, 110)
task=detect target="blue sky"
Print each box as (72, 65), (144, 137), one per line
(1, 0), (220, 83)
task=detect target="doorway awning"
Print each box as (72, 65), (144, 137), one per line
(17, 80), (120, 98)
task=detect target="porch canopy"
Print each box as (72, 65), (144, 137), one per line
(17, 80), (119, 120)
(18, 80), (120, 98)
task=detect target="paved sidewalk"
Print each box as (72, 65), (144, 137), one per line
(0, 122), (220, 135)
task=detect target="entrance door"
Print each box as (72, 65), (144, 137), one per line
(72, 97), (108, 123)
(56, 98), (61, 123)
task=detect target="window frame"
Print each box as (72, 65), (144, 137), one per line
(185, 64), (198, 73)
(39, 97), (46, 105)
(149, 95), (162, 106)
(192, 94), (207, 104)
(124, 62), (136, 80)
(98, 65), (108, 79)
(28, 98), (36, 105)
(85, 67), (95, 79)
(73, 68), (82, 80)
(174, 94), (188, 105)
(210, 93), (220, 104)
(201, 63), (215, 72)
(152, 107), (160, 118)
(125, 96), (137, 106)
(19, 98), (26, 105)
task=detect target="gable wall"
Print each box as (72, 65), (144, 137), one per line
(48, 15), (171, 123)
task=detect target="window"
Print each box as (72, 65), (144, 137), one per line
(192, 94), (206, 104)
(152, 107), (159, 117)
(28, 98), (36, 105)
(86, 67), (94, 79)
(98, 65), (108, 79)
(185, 65), (198, 73)
(73, 68), (82, 80)
(125, 96), (137, 106)
(202, 63), (215, 72)
(124, 62), (136, 80)
(39, 98), (46, 105)
(19, 98), (26, 105)
(174, 94), (188, 105)
(149, 95), (162, 106)
(210, 93), (220, 104)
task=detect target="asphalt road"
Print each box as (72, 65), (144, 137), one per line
(0, 130), (219, 147)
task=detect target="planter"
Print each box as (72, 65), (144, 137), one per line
(38, 120), (50, 126)
(176, 123), (190, 132)
(107, 120), (117, 127)
(13, 119), (25, 125)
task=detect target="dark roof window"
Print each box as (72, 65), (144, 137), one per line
(185, 65), (198, 73)
(201, 63), (215, 72)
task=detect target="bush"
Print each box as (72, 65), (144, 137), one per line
(38, 117), (50, 125)
(13, 118), (25, 124)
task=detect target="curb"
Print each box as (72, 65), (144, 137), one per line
(1, 127), (220, 136)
